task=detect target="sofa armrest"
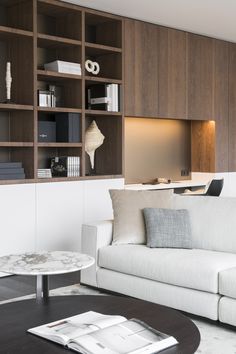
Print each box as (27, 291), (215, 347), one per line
(81, 220), (113, 287)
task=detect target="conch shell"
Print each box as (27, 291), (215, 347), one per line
(85, 120), (105, 169)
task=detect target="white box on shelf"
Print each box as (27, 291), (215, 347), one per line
(44, 60), (81, 75)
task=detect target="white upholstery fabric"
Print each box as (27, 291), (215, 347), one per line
(173, 195), (236, 253)
(97, 268), (220, 320)
(219, 297), (236, 326)
(110, 189), (173, 245)
(81, 221), (113, 286)
(219, 267), (236, 298)
(98, 245), (236, 293)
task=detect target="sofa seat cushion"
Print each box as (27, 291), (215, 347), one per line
(98, 245), (236, 293)
(219, 267), (236, 298)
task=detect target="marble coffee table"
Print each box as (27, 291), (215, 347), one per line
(0, 251), (94, 300)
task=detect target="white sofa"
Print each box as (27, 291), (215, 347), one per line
(81, 194), (236, 326)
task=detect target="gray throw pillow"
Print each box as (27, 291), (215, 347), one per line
(143, 208), (192, 249)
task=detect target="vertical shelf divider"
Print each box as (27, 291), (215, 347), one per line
(81, 9), (86, 178)
(33, 0), (38, 181)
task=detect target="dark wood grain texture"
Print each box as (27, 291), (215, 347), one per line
(0, 296), (200, 354)
(124, 19), (158, 117)
(158, 27), (187, 119)
(187, 33), (214, 120)
(214, 39), (229, 172)
(191, 120), (215, 172)
(228, 43), (236, 172)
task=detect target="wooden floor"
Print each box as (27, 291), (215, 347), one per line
(0, 271), (80, 301)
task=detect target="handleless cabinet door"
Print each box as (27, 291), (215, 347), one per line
(229, 43), (236, 171)
(124, 19), (158, 117)
(214, 39), (229, 172)
(187, 33), (214, 120)
(158, 27), (187, 119)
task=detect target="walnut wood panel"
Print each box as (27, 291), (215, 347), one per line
(124, 19), (158, 117)
(191, 121), (215, 172)
(10, 111), (34, 142)
(188, 33), (214, 120)
(158, 27), (187, 119)
(9, 37), (34, 105)
(7, 0), (33, 31)
(214, 40), (229, 172)
(229, 43), (236, 171)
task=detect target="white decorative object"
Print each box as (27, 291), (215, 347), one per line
(85, 59), (100, 75)
(85, 120), (105, 169)
(6, 62), (12, 102)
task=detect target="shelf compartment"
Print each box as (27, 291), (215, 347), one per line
(85, 12), (122, 48)
(85, 50), (122, 80)
(0, 36), (34, 105)
(38, 146), (82, 177)
(0, 147), (34, 179)
(0, 0), (33, 32)
(38, 79), (82, 109)
(38, 110), (82, 144)
(37, 45), (81, 72)
(85, 115), (123, 176)
(37, 70), (82, 82)
(0, 110), (34, 143)
(38, 33), (81, 48)
(37, 0), (82, 41)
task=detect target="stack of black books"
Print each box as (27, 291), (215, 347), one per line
(0, 162), (25, 180)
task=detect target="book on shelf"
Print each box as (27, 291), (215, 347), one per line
(0, 162), (25, 179)
(44, 60), (81, 76)
(88, 84), (120, 112)
(38, 169), (52, 179)
(28, 310), (178, 354)
(51, 156), (80, 177)
(56, 113), (80, 143)
(38, 85), (62, 108)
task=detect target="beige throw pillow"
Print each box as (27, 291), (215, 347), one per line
(109, 189), (174, 245)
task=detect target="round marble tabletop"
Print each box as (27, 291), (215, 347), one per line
(0, 251), (94, 276)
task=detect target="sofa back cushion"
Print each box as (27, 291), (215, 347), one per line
(109, 189), (173, 245)
(173, 195), (236, 253)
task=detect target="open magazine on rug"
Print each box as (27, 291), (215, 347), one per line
(28, 311), (178, 354)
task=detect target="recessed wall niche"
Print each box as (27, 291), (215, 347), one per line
(125, 117), (216, 184)
(125, 117), (191, 184)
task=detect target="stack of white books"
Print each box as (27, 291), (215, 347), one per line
(44, 60), (81, 76)
(107, 83), (119, 112)
(67, 156), (80, 177)
(38, 169), (52, 179)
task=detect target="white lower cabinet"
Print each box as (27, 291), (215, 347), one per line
(36, 181), (84, 251)
(0, 178), (124, 263)
(0, 184), (36, 276)
(36, 178), (124, 251)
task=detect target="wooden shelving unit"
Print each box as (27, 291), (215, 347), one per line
(0, 0), (123, 183)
